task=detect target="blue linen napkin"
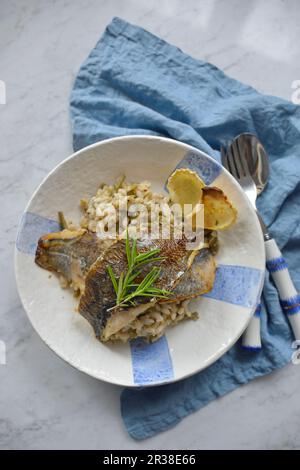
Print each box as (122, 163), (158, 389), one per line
(70, 17), (300, 440)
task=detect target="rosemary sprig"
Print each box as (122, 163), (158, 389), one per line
(114, 174), (126, 191)
(107, 233), (171, 310)
(58, 211), (69, 230)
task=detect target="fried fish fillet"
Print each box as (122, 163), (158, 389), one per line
(79, 239), (216, 341)
(35, 228), (113, 293)
(35, 230), (216, 342)
(79, 237), (192, 340)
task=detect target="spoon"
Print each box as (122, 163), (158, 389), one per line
(224, 133), (300, 348)
(232, 133), (269, 196)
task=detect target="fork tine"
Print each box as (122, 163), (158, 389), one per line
(221, 144), (237, 178)
(220, 145), (228, 168)
(227, 146), (239, 179)
(230, 140), (244, 179)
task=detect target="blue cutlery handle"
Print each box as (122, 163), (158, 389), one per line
(265, 238), (300, 341)
(242, 303), (262, 351)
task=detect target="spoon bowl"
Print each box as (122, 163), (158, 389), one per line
(230, 133), (269, 196)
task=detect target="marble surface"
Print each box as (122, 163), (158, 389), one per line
(1, 0), (300, 450)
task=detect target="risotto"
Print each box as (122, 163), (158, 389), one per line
(80, 176), (172, 236)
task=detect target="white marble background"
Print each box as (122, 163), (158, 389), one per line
(1, 0), (300, 450)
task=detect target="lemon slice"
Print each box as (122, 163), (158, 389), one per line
(167, 168), (205, 209)
(167, 168), (237, 231)
(202, 187), (237, 230)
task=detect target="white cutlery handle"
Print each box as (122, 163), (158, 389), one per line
(265, 238), (300, 340)
(242, 303), (262, 350)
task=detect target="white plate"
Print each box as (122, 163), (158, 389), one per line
(15, 136), (265, 387)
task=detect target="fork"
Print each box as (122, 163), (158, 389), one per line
(221, 144), (300, 347)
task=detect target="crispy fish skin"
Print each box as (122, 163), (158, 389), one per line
(168, 248), (216, 302)
(78, 237), (191, 340)
(98, 248), (216, 342)
(35, 229), (113, 292)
